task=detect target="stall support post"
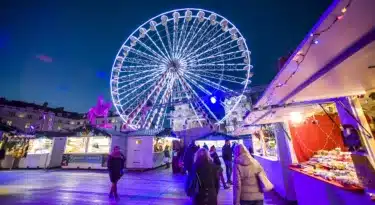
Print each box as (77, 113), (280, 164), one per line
(273, 122), (297, 201)
(335, 97), (375, 195)
(44, 153), (49, 170)
(335, 97), (375, 162)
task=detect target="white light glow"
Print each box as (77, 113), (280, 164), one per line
(290, 112), (304, 124)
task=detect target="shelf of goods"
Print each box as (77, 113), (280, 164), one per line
(290, 148), (363, 190)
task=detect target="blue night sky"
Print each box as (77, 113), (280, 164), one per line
(0, 0), (331, 113)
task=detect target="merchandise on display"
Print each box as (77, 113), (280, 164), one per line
(293, 148), (362, 188)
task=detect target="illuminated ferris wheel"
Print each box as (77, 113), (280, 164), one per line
(110, 8), (253, 129)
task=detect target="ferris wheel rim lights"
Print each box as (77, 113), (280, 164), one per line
(110, 8), (253, 129)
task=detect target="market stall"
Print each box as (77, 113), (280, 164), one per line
(195, 132), (243, 157)
(61, 126), (117, 170)
(126, 128), (178, 170)
(241, 0), (375, 203)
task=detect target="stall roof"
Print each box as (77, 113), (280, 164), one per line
(245, 102), (338, 125)
(253, 0), (375, 109)
(196, 132), (240, 141)
(68, 125), (111, 137)
(34, 131), (74, 138)
(0, 123), (24, 134)
(244, 98), (338, 125)
(125, 128), (176, 137)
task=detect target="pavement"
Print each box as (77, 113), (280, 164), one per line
(0, 168), (289, 205)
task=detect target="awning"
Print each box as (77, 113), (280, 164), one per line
(125, 128), (176, 137)
(245, 102), (336, 125)
(254, 0), (375, 109)
(196, 132), (240, 141)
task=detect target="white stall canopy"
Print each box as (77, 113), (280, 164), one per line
(253, 0), (375, 110)
(246, 102), (337, 125)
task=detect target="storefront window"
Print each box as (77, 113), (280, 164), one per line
(87, 136), (110, 153)
(153, 137), (165, 153)
(153, 137), (174, 153)
(252, 124), (278, 159)
(262, 124), (278, 158)
(65, 137), (88, 153)
(28, 138), (52, 154)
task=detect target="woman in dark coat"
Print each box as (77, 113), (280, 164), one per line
(107, 146), (125, 199)
(189, 148), (219, 205)
(210, 146), (229, 189)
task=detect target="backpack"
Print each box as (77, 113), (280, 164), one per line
(185, 172), (202, 197)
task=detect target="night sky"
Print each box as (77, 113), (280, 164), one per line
(0, 0), (332, 113)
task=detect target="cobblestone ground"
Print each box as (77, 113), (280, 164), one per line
(0, 168), (288, 205)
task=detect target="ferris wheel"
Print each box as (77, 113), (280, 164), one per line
(110, 8), (253, 129)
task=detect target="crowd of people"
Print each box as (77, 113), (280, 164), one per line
(183, 140), (271, 205)
(107, 140), (271, 205)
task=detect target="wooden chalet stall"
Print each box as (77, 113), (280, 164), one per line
(126, 128), (179, 170)
(241, 0), (375, 204)
(61, 125), (128, 170)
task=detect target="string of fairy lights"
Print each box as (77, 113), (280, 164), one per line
(258, 0), (353, 110)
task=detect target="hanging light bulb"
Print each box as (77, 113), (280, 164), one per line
(341, 7), (347, 13)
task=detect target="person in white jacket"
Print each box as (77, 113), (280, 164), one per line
(233, 144), (265, 205)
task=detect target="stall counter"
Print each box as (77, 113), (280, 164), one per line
(290, 167), (374, 205)
(61, 153), (108, 169)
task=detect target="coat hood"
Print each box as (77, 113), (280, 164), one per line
(234, 153), (253, 166)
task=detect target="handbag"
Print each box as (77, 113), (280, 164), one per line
(185, 172), (202, 197)
(256, 171), (274, 192)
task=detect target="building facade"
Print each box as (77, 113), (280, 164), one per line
(0, 98), (124, 133)
(224, 85), (267, 134)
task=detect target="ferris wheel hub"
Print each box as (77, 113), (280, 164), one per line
(167, 59), (184, 72)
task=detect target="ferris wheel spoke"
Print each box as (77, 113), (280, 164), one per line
(120, 65), (162, 72)
(117, 71), (164, 89)
(172, 20), (179, 58)
(185, 63), (248, 71)
(175, 19), (189, 58)
(145, 33), (171, 61)
(184, 71), (238, 94)
(178, 18), (198, 58)
(195, 48), (243, 63)
(133, 37), (169, 64)
(117, 74), (164, 101)
(163, 24), (174, 58)
(183, 29), (229, 60)
(122, 82), (165, 123)
(192, 70), (247, 85)
(145, 74), (175, 126)
(122, 57), (156, 66)
(185, 35), (233, 61)
(178, 76), (219, 121)
(154, 28), (172, 60)
(125, 46), (165, 65)
(180, 20), (207, 58)
(183, 24), (220, 59)
(182, 74), (212, 95)
(128, 76), (170, 125)
(137, 82), (169, 128)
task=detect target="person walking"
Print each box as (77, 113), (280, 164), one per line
(233, 144), (268, 205)
(209, 146), (229, 189)
(187, 148), (219, 205)
(222, 139), (233, 184)
(203, 143), (209, 150)
(107, 146), (125, 200)
(183, 141), (199, 174)
(164, 145), (171, 169)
